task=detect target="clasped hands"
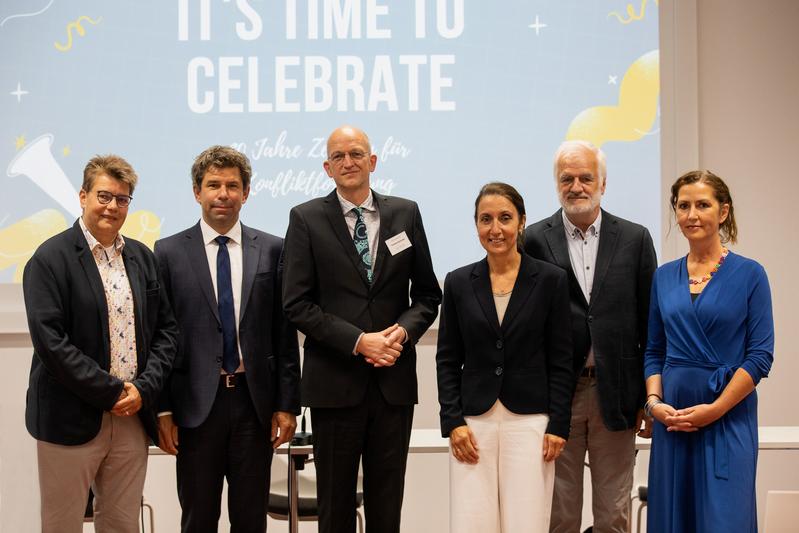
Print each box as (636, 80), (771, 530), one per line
(110, 382), (141, 417)
(449, 425), (566, 464)
(651, 402), (721, 432)
(356, 323), (405, 367)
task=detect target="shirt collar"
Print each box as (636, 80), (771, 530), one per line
(200, 218), (242, 246)
(337, 189), (375, 215)
(562, 209), (602, 239)
(79, 216), (125, 255)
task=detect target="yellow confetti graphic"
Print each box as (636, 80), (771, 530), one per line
(0, 209), (67, 282)
(62, 145), (71, 156)
(54, 15), (102, 52)
(608, 0), (659, 25)
(121, 210), (162, 250)
(14, 135), (26, 150)
(565, 50), (659, 148)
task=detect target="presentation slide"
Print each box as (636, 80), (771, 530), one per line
(1, 0), (660, 281)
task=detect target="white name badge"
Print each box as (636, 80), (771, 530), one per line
(385, 231), (412, 256)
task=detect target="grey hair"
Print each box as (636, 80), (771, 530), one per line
(553, 140), (607, 184)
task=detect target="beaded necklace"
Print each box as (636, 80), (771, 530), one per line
(688, 247), (729, 285)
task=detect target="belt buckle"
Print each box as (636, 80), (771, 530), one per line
(224, 374), (235, 388)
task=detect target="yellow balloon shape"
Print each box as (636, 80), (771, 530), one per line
(565, 50), (659, 148)
(0, 209), (162, 282)
(0, 209), (68, 282)
(121, 210), (162, 250)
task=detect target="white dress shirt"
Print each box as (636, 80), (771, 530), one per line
(200, 218), (245, 373)
(562, 210), (602, 368)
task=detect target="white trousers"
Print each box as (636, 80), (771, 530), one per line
(449, 400), (555, 533)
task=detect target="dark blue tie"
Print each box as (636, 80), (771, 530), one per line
(352, 207), (373, 284)
(215, 236), (238, 374)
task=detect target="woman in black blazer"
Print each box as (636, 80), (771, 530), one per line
(436, 182), (574, 533)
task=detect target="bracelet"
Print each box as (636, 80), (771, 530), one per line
(644, 399), (663, 418)
(646, 393), (663, 401)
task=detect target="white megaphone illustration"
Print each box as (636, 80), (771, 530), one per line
(7, 134), (81, 218)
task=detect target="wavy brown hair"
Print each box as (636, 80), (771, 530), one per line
(670, 170), (738, 244)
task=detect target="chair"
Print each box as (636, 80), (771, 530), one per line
(268, 457), (365, 533)
(764, 490), (799, 533)
(630, 485), (647, 533)
(83, 488), (156, 532)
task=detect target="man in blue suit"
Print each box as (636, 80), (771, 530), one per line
(155, 145), (300, 532)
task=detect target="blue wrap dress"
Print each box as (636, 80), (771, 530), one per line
(644, 252), (774, 532)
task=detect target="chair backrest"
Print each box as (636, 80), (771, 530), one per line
(764, 490), (799, 533)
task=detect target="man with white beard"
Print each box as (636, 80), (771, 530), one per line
(524, 140), (657, 532)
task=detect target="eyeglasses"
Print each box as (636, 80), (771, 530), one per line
(96, 190), (133, 208)
(328, 150), (368, 165)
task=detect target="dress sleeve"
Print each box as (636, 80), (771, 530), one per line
(738, 264), (774, 384)
(644, 271), (666, 379)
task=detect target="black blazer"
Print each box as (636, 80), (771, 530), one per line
(154, 222), (300, 428)
(436, 254), (573, 439)
(282, 190), (441, 408)
(23, 220), (178, 445)
(524, 209), (657, 431)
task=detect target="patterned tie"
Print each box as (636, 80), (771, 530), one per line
(351, 207), (373, 284)
(215, 236), (239, 373)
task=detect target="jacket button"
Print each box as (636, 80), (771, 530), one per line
(217, 326), (223, 332)
(216, 357), (222, 363)
(587, 316), (593, 323)
(496, 340), (503, 349)
(495, 366), (503, 376)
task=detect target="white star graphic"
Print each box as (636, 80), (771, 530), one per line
(608, 75), (618, 85)
(528, 15), (547, 36)
(10, 82), (29, 103)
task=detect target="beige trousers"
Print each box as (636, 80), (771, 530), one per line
(549, 376), (636, 533)
(37, 412), (148, 533)
(450, 400), (554, 533)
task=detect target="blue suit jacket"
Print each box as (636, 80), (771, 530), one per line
(155, 222), (300, 428)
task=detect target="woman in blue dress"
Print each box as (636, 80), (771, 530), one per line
(644, 170), (774, 532)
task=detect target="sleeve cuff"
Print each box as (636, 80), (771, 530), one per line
(353, 332), (365, 355)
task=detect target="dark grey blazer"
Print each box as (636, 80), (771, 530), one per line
(524, 209), (657, 431)
(24, 220), (178, 445)
(282, 190), (441, 408)
(154, 222), (300, 428)
(436, 253), (574, 439)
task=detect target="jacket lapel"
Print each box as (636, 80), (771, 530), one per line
(239, 224), (259, 322)
(322, 190), (371, 288)
(184, 222), (221, 324)
(590, 210), (619, 309)
(72, 221), (111, 367)
(121, 246), (146, 369)
(370, 191), (392, 288)
(543, 211), (573, 273)
(470, 259), (502, 338)
(501, 254), (539, 333)
(545, 210), (589, 308)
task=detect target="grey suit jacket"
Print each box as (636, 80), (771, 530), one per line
(524, 209), (657, 431)
(155, 222), (300, 428)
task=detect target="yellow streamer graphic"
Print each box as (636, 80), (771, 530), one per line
(608, 0), (658, 25)
(54, 15), (102, 52)
(565, 50), (659, 148)
(0, 210), (162, 282)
